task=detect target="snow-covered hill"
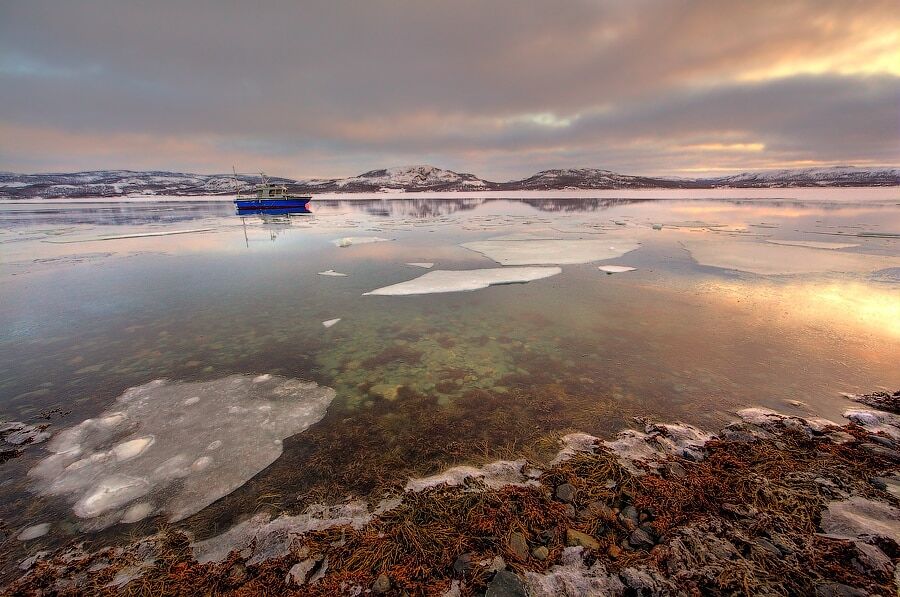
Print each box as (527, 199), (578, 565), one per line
(1, 165), (897, 199)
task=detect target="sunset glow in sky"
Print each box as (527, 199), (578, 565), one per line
(1, 1), (899, 180)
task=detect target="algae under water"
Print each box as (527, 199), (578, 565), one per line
(0, 196), (898, 569)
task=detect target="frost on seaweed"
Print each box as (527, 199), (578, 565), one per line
(28, 375), (335, 528)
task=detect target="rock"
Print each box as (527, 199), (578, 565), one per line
(453, 552), (473, 576)
(858, 443), (900, 461)
(485, 570), (527, 597)
(17, 523), (51, 541)
(564, 504), (576, 518)
(628, 528), (655, 549)
(555, 483), (576, 503)
(508, 531), (529, 560)
(372, 573), (391, 594)
(826, 431), (856, 444)
(532, 546), (549, 561)
(566, 528), (600, 550)
(579, 500), (615, 521)
(486, 555), (506, 573)
(663, 461), (687, 479)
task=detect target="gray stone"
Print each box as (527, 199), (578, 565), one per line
(628, 528), (655, 549)
(532, 545), (549, 561)
(486, 555), (506, 573)
(508, 531), (529, 560)
(813, 582), (868, 597)
(486, 570), (527, 597)
(555, 483), (576, 503)
(753, 537), (781, 557)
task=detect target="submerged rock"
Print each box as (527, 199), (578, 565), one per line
(28, 375), (335, 527)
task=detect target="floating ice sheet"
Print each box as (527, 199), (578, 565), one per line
(317, 270), (347, 277)
(598, 265), (636, 274)
(363, 267), (561, 296)
(322, 318), (341, 328)
(28, 375), (334, 527)
(461, 236), (639, 265)
(766, 240), (860, 250)
(405, 262), (434, 269)
(44, 228), (215, 243)
(682, 239), (899, 275)
(331, 236), (392, 247)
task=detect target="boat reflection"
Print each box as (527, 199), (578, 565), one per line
(237, 206), (312, 246)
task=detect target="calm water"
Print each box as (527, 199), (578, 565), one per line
(1, 196), (898, 560)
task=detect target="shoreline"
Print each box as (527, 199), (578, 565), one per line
(6, 391), (898, 596)
(1, 186), (899, 205)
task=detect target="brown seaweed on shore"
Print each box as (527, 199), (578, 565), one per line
(5, 402), (899, 596)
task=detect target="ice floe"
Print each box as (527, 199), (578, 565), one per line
(322, 318), (341, 328)
(331, 236), (392, 247)
(461, 236), (640, 265)
(405, 262), (434, 269)
(363, 267), (561, 296)
(28, 375), (334, 527)
(44, 228), (215, 243)
(765, 240), (860, 250)
(843, 408), (900, 440)
(682, 239), (900, 275)
(604, 423), (714, 471)
(597, 265), (636, 274)
(317, 270), (348, 277)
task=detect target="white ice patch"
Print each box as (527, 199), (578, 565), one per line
(598, 265), (636, 274)
(604, 423), (714, 472)
(843, 408), (900, 440)
(551, 433), (599, 465)
(363, 267), (561, 296)
(322, 318), (341, 328)
(317, 270), (348, 277)
(405, 262), (434, 269)
(682, 239), (899, 275)
(404, 459), (534, 492)
(766, 240), (861, 250)
(28, 375), (334, 527)
(17, 523), (51, 541)
(737, 407), (839, 435)
(524, 547), (625, 596)
(192, 501), (374, 564)
(462, 236), (640, 265)
(44, 228), (215, 243)
(331, 236), (392, 247)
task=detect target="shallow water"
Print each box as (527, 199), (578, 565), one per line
(1, 196), (898, 562)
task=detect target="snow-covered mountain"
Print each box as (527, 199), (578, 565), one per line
(1, 165), (897, 199)
(702, 166), (900, 188)
(333, 165), (489, 192)
(500, 168), (690, 190)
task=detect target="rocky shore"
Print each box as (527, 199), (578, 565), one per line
(5, 391), (899, 596)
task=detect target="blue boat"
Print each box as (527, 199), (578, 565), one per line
(234, 172), (311, 211)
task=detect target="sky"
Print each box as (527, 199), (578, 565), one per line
(1, 0), (899, 180)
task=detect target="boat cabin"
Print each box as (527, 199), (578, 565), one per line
(255, 183), (288, 198)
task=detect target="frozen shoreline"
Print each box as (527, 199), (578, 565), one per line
(1, 186), (899, 204)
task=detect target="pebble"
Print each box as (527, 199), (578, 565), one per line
(508, 531), (529, 560)
(531, 546), (549, 561)
(453, 552), (473, 576)
(555, 483), (576, 503)
(486, 555), (506, 573)
(628, 528), (655, 549)
(485, 570), (527, 597)
(372, 573), (391, 594)
(566, 528), (600, 549)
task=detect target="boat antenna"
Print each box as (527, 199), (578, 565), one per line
(232, 166), (241, 193)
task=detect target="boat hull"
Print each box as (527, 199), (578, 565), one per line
(235, 197), (311, 210)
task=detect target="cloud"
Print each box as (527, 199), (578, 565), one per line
(1, 0), (898, 178)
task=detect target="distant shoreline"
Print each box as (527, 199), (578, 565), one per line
(2, 186), (899, 204)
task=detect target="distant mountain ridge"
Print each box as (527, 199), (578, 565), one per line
(1, 165), (897, 198)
